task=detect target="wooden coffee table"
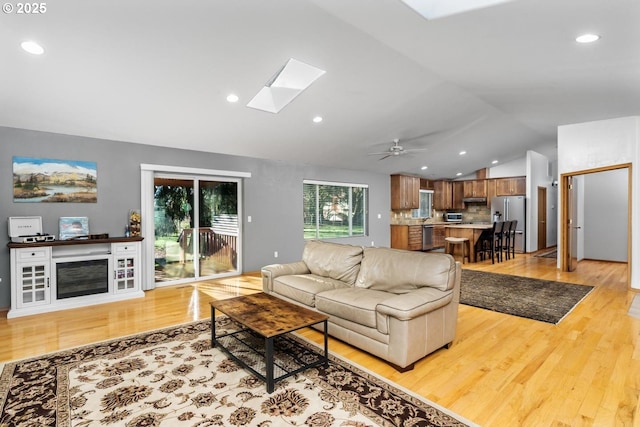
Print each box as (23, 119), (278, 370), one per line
(210, 292), (329, 393)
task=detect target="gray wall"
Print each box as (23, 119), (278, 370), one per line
(0, 126), (391, 309)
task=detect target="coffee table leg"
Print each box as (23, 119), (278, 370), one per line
(211, 306), (217, 348)
(266, 336), (274, 393)
(323, 320), (329, 367)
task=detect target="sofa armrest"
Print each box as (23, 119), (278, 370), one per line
(376, 287), (455, 321)
(261, 261), (310, 292)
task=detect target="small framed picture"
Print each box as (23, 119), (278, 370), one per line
(59, 217), (90, 240)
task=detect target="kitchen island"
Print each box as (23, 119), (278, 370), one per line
(445, 223), (493, 262)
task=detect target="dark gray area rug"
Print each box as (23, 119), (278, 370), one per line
(460, 270), (594, 324)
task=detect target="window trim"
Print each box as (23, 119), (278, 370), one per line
(303, 179), (369, 240)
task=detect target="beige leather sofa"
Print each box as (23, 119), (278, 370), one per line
(261, 240), (461, 371)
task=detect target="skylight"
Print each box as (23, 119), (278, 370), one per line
(401, 0), (515, 20)
(247, 58), (326, 114)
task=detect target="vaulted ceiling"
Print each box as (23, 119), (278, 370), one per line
(2, 0), (639, 179)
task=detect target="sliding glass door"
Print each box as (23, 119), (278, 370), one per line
(153, 175), (239, 285)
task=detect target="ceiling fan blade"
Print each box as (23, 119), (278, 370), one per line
(379, 154), (392, 160)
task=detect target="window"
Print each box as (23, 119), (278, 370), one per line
(303, 180), (368, 239)
(412, 190), (433, 218)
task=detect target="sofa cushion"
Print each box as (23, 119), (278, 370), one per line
(302, 240), (363, 286)
(316, 288), (390, 330)
(273, 274), (350, 307)
(355, 247), (456, 293)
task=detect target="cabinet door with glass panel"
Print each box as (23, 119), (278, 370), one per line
(112, 243), (140, 293)
(14, 247), (51, 308)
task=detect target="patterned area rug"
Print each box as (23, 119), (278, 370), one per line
(0, 319), (473, 427)
(460, 270), (594, 324)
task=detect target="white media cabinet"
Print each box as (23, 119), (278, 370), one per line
(7, 237), (144, 318)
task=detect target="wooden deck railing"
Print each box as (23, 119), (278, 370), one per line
(178, 215), (238, 268)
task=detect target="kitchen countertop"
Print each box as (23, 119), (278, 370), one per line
(444, 223), (493, 229)
(390, 221), (450, 226)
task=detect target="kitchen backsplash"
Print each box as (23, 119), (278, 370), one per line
(461, 204), (492, 223)
(390, 204), (492, 225)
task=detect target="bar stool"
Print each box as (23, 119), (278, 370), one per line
(501, 220), (513, 261)
(445, 237), (470, 264)
(492, 221), (506, 263)
(475, 223), (496, 262)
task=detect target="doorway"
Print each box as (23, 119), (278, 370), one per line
(537, 186), (547, 250)
(560, 164), (631, 285)
(153, 174), (240, 285)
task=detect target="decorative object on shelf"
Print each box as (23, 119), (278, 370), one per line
(128, 209), (141, 236)
(59, 217), (89, 240)
(12, 156), (97, 203)
(8, 216), (55, 243)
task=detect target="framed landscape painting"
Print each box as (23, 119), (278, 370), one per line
(13, 156), (98, 203)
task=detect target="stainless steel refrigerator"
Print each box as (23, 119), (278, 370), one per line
(491, 195), (526, 253)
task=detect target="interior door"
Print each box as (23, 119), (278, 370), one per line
(567, 176), (579, 271)
(537, 186), (547, 250)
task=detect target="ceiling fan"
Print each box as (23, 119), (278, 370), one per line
(368, 138), (427, 161)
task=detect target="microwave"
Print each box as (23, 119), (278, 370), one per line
(445, 212), (463, 222)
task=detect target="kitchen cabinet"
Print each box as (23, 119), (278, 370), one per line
(452, 181), (465, 209)
(420, 179), (434, 190)
(487, 179), (497, 205)
(391, 174), (420, 210)
(434, 180), (464, 210)
(433, 225), (446, 249)
(433, 180), (452, 210)
(390, 225), (422, 251)
(463, 180), (487, 198)
(495, 177), (526, 196)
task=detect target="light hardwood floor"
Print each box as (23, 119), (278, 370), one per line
(1, 252), (638, 426)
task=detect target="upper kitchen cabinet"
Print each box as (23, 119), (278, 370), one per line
(495, 177), (526, 196)
(463, 180), (487, 198)
(391, 174), (420, 210)
(433, 180), (452, 210)
(434, 180), (465, 210)
(420, 178), (434, 190)
(452, 181), (464, 209)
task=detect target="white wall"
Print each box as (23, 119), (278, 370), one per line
(526, 150), (554, 252)
(489, 157), (526, 178)
(558, 116), (639, 289)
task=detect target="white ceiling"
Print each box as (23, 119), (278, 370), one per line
(2, 0), (639, 179)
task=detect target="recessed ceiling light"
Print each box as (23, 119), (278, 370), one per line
(226, 94), (239, 103)
(459, 150), (467, 156)
(21, 41), (44, 55)
(312, 116), (323, 123)
(492, 160), (499, 164)
(421, 166), (428, 170)
(456, 172), (463, 176)
(576, 34), (600, 43)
